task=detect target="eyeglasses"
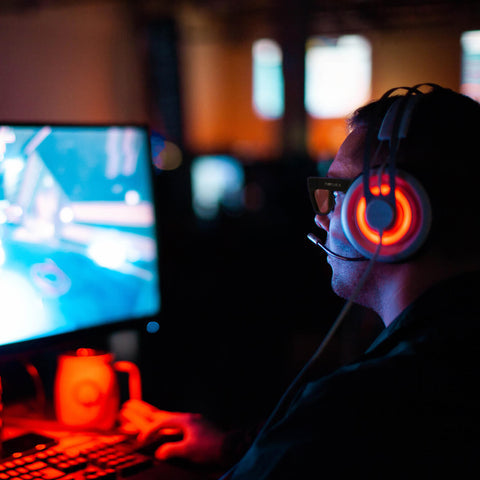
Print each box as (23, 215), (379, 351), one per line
(307, 177), (353, 215)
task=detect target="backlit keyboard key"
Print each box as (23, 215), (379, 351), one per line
(37, 467), (65, 479)
(25, 461), (49, 471)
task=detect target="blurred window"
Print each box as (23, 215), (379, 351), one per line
(305, 35), (371, 118)
(252, 39), (284, 119)
(461, 30), (480, 102)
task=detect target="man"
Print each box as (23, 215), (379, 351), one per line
(121, 84), (480, 477)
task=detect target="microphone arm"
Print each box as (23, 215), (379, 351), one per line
(307, 233), (367, 262)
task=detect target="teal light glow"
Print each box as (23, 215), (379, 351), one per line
(252, 39), (284, 119)
(191, 155), (245, 220)
(461, 30), (480, 102)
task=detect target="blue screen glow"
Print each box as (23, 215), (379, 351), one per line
(191, 155), (245, 220)
(0, 124), (161, 347)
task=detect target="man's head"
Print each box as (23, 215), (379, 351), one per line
(348, 85), (480, 255)
(312, 85), (480, 321)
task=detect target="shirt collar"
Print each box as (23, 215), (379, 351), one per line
(365, 270), (480, 355)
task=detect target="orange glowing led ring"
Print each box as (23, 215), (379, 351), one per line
(356, 186), (413, 246)
(341, 171), (432, 262)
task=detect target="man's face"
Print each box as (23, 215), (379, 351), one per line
(315, 127), (372, 299)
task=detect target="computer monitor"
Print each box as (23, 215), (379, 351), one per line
(0, 123), (161, 358)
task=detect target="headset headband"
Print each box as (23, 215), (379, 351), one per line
(361, 83), (441, 221)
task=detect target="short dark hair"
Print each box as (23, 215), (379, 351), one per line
(349, 86), (480, 256)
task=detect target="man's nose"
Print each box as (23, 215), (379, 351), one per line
(315, 214), (330, 232)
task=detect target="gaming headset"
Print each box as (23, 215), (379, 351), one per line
(317, 84), (437, 263)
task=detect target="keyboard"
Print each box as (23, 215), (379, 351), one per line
(0, 434), (153, 480)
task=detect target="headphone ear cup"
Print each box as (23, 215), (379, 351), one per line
(341, 170), (432, 262)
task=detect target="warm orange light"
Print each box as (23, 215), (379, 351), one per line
(356, 184), (413, 246)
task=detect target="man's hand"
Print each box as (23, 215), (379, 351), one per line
(119, 399), (228, 465)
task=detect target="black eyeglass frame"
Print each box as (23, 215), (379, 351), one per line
(307, 177), (353, 215)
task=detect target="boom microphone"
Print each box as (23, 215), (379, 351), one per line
(307, 233), (367, 262)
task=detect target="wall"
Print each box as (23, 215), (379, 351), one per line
(369, 25), (462, 98)
(0, 3), (467, 147)
(0, 1), (147, 124)
(177, 7), (281, 159)
(178, 17), (466, 158)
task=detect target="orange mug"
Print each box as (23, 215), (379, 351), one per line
(54, 348), (142, 431)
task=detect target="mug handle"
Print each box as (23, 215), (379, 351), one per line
(113, 361), (142, 400)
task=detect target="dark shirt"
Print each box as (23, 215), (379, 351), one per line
(226, 271), (480, 478)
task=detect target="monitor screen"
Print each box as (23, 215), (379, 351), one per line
(0, 124), (161, 351)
